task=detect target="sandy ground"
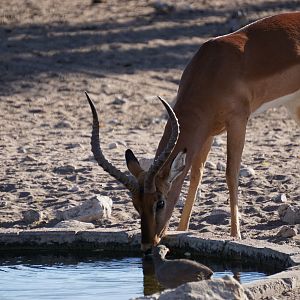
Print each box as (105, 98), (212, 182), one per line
(0, 1), (300, 296)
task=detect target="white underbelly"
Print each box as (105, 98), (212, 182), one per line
(251, 89), (300, 117)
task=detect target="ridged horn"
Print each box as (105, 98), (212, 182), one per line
(85, 92), (138, 194)
(144, 96), (180, 192)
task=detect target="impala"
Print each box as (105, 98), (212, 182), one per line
(86, 12), (300, 253)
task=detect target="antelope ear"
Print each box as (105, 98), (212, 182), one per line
(125, 149), (144, 178)
(167, 150), (187, 185)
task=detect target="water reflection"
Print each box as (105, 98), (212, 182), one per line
(142, 256), (164, 295)
(0, 250), (282, 299)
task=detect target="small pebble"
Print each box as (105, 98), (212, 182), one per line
(17, 146), (27, 153)
(216, 161), (226, 171)
(240, 167), (255, 177)
(111, 97), (127, 105)
(0, 183), (17, 192)
(19, 191), (31, 198)
(276, 225), (297, 238)
(117, 141), (127, 147)
(205, 161), (216, 170)
(65, 143), (82, 149)
(108, 142), (118, 149)
(151, 1), (175, 14)
(69, 185), (80, 192)
(273, 193), (287, 203)
(54, 120), (72, 129)
(20, 155), (37, 162)
(53, 165), (76, 175)
(213, 137), (224, 147)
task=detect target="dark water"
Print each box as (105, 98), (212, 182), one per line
(0, 252), (280, 300)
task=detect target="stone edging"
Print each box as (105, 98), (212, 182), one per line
(0, 229), (299, 299)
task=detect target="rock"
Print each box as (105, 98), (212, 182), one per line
(202, 208), (230, 225)
(111, 97), (127, 105)
(0, 183), (17, 192)
(151, 1), (175, 14)
(54, 220), (95, 230)
(205, 161), (216, 170)
(212, 136), (224, 147)
(255, 196), (266, 203)
(278, 204), (289, 217)
(54, 120), (72, 129)
(276, 225), (297, 238)
(20, 155), (37, 162)
(0, 201), (6, 208)
(176, 195), (185, 207)
(22, 209), (42, 224)
(19, 191), (31, 198)
(108, 142), (118, 150)
(53, 165), (76, 175)
(17, 146), (27, 153)
(133, 275), (249, 300)
(69, 185), (80, 192)
(278, 204), (300, 225)
(56, 196), (112, 222)
(216, 161), (226, 171)
(240, 167), (255, 177)
(117, 141), (127, 147)
(65, 143), (82, 149)
(273, 193), (287, 203)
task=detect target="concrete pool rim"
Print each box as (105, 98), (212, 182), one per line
(0, 228), (299, 299)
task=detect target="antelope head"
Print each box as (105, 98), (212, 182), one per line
(85, 92), (186, 253)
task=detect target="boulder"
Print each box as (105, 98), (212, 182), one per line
(278, 204), (300, 225)
(56, 196), (112, 222)
(132, 275), (250, 300)
(22, 209), (42, 224)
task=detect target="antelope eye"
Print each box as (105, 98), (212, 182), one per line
(156, 199), (165, 210)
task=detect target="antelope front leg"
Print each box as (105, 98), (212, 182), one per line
(226, 116), (248, 239)
(177, 137), (213, 231)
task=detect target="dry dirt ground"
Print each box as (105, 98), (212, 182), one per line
(0, 0), (300, 296)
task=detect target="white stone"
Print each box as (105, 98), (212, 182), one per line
(54, 220), (95, 230)
(56, 196), (112, 222)
(276, 225), (297, 238)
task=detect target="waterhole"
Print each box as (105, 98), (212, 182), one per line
(0, 251), (281, 300)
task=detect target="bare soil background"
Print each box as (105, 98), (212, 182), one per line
(0, 0), (299, 285)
